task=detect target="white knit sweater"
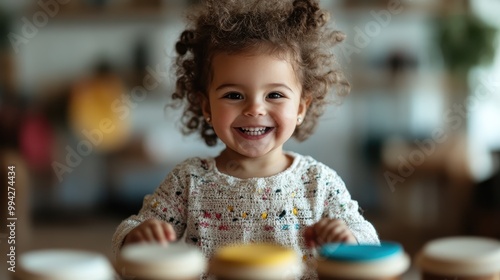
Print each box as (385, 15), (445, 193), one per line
(112, 152), (379, 279)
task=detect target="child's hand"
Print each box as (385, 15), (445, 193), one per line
(123, 218), (177, 246)
(303, 218), (357, 247)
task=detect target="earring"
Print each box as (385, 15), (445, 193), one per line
(206, 116), (211, 123)
(297, 116), (302, 124)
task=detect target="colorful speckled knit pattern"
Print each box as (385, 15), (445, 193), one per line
(112, 152), (379, 279)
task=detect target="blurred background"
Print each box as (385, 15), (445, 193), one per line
(1, 0), (499, 278)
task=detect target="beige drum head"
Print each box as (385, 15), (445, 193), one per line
(117, 243), (206, 279)
(416, 236), (500, 277)
(17, 249), (114, 280)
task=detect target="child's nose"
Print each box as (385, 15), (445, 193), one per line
(243, 99), (266, 117)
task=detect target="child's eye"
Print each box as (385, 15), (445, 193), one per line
(267, 92), (284, 99)
(223, 92), (243, 99)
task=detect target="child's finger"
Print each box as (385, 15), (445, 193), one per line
(325, 222), (356, 244)
(151, 223), (169, 244)
(339, 231), (350, 242)
(142, 227), (157, 242)
(317, 219), (343, 244)
(309, 220), (322, 244)
(329, 226), (348, 243)
(136, 232), (148, 243)
(339, 229), (357, 244)
(125, 231), (145, 244)
(162, 223), (177, 242)
(321, 219), (352, 244)
(303, 226), (316, 247)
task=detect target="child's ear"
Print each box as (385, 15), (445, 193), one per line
(298, 94), (312, 117)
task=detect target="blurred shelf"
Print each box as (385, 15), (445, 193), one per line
(339, 0), (470, 16)
(24, 1), (186, 24)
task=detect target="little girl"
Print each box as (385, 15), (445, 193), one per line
(112, 0), (379, 279)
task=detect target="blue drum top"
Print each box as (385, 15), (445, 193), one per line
(319, 242), (403, 262)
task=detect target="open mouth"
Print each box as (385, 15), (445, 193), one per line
(237, 127), (273, 136)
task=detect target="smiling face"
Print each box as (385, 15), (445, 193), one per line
(203, 50), (308, 161)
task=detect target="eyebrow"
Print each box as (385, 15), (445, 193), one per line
(215, 83), (296, 93)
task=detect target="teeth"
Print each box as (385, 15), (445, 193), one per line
(241, 127), (266, 132)
(240, 127), (267, 136)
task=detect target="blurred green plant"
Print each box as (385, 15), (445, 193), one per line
(438, 14), (497, 74)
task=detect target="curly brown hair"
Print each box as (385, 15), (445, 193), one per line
(171, 0), (350, 146)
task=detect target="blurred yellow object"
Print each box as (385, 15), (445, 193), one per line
(209, 243), (301, 279)
(69, 74), (130, 152)
(214, 243), (296, 266)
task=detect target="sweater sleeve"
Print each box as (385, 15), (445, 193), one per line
(111, 164), (189, 258)
(322, 169), (380, 245)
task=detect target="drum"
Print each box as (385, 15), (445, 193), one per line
(15, 249), (115, 280)
(316, 242), (410, 280)
(117, 243), (206, 280)
(416, 236), (500, 280)
(208, 243), (301, 280)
